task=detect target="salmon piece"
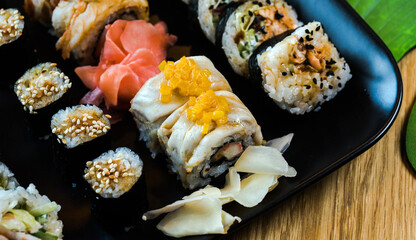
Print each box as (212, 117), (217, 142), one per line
(99, 64), (142, 108)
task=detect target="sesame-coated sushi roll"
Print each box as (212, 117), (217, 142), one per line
(50, 105), (111, 183)
(130, 56), (231, 157)
(158, 90), (263, 189)
(0, 8), (24, 47)
(84, 147), (143, 198)
(0, 184), (63, 240)
(15, 62), (72, 115)
(51, 105), (111, 148)
(250, 22), (352, 114)
(14, 62), (72, 137)
(84, 147), (147, 230)
(220, 0), (302, 76)
(0, 162), (18, 190)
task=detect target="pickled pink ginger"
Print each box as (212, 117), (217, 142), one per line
(75, 20), (177, 110)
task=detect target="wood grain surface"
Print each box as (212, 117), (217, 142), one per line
(230, 49), (416, 240)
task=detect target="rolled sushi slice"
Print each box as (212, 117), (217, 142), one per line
(158, 90), (263, 189)
(84, 147), (143, 198)
(0, 184), (63, 240)
(130, 56), (231, 157)
(221, 0), (302, 76)
(51, 105), (111, 148)
(52, 0), (149, 64)
(196, 0), (245, 43)
(14, 62), (72, 115)
(0, 8), (24, 47)
(250, 21), (352, 114)
(0, 162), (18, 190)
(24, 0), (60, 27)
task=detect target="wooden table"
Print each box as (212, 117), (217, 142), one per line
(231, 49), (416, 240)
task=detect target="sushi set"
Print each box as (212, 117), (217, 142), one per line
(0, 0), (402, 239)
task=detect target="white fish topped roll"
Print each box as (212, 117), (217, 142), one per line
(158, 90), (263, 189)
(252, 21), (352, 114)
(221, 0), (302, 76)
(52, 0), (149, 64)
(130, 56), (231, 157)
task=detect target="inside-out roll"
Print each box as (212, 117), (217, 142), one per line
(221, 0), (302, 76)
(158, 90), (263, 189)
(250, 21), (352, 114)
(196, 0), (244, 44)
(130, 56), (232, 157)
(52, 0), (149, 64)
(0, 162), (18, 190)
(0, 8), (24, 47)
(0, 184), (63, 240)
(24, 0), (60, 26)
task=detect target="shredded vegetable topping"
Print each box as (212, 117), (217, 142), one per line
(186, 90), (229, 134)
(159, 56), (212, 103)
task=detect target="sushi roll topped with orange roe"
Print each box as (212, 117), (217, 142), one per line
(84, 147), (143, 198)
(0, 8), (24, 47)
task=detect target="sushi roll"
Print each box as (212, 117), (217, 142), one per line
(130, 56), (231, 157)
(50, 105), (111, 148)
(158, 90), (263, 189)
(50, 105), (111, 182)
(195, 0), (245, 43)
(14, 62), (72, 137)
(24, 0), (60, 27)
(220, 0), (302, 76)
(14, 63), (72, 115)
(84, 147), (143, 198)
(250, 21), (352, 114)
(0, 8), (24, 47)
(52, 0), (149, 64)
(0, 184), (63, 240)
(0, 162), (18, 190)
(84, 147), (147, 231)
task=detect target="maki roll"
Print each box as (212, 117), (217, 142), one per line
(14, 62), (72, 137)
(52, 0), (149, 64)
(0, 8), (24, 47)
(50, 105), (111, 148)
(84, 147), (143, 198)
(0, 162), (18, 190)
(196, 0), (245, 43)
(14, 63), (71, 115)
(0, 184), (63, 240)
(220, 0), (302, 76)
(158, 90), (263, 189)
(24, 0), (60, 27)
(50, 105), (111, 182)
(130, 56), (231, 157)
(250, 22), (352, 114)
(84, 147), (146, 231)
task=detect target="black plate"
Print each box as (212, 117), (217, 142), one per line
(0, 0), (402, 239)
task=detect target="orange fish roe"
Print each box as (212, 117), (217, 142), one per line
(159, 56), (212, 103)
(186, 90), (229, 134)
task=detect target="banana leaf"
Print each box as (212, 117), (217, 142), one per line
(347, 0), (416, 61)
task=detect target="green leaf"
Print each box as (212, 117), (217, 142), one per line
(347, 0), (416, 61)
(406, 103), (416, 171)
